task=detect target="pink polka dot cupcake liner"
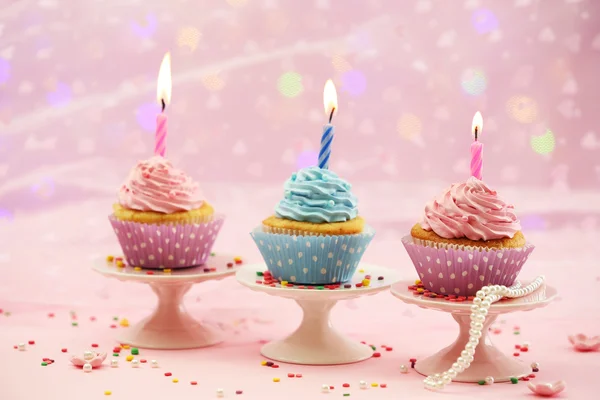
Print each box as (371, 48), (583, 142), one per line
(402, 235), (535, 296)
(108, 214), (225, 269)
(251, 226), (375, 285)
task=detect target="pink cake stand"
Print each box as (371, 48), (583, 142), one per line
(391, 281), (557, 383)
(236, 264), (402, 365)
(93, 254), (241, 350)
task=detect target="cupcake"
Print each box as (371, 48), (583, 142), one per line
(402, 177), (534, 296)
(109, 156), (224, 269)
(251, 166), (374, 285)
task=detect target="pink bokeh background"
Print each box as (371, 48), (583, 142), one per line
(1, 1), (600, 399)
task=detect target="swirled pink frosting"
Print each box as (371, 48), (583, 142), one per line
(118, 156), (204, 213)
(420, 177), (521, 241)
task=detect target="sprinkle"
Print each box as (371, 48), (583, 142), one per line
(380, 384), (387, 388)
(126, 355), (134, 362)
(386, 347), (393, 351)
(113, 347), (121, 353)
(146, 271), (154, 275)
(116, 261), (125, 268)
(131, 348), (139, 355)
(378, 276), (384, 280)
(190, 381), (197, 385)
(358, 269), (365, 273)
(362, 279), (370, 287)
(227, 263), (234, 268)
(256, 272), (264, 276)
(172, 379), (179, 383)
(140, 359), (146, 363)
(272, 364), (279, 368)
(113, 353), (119, 357)
(90, 316), (96, 321)
(91, 343), (98, 348)
(342, 383), (350, 387)
(72, 322), (78, 327)
(48, 313), (55, 318)
(409, 358), (417, 363)
(266, 361), (274, 367)
(287, 373), (295, 377)
(134, 267), (142, 271)
(41, 362), (47, 366)
(521, 347), (529, 352)
(295, 374), (302, 378)
(110, 324), (117, 329)
(370, 345), (376, 351)
(415, 279), (422, 285)
(164, 372), (172, 376)
(163, 269), (172, 273)
(273, 377), (280, 382)
(61, 348), (67, 353)
(28, 340), (35, 345)
(106, 255), (114, 262)
(343, 394), (350, 397)
(371, 383), (379, 387)
(234, 257), (243, 264)
(236, 390), (243, 394)
(104, 391), (112, 396)
(113, 316), (118, 321)
(260, 361), (267, 366)
(210, 252), (216, 256)
(478, 380), (485, 385)
(344, 284), (352, 288)
(513, 353), (520, 357)
(281, 281), (288, 287)
(532, 368), (539, 372)
(510, 377), (519, 384)
(372, 352), (381, 358)
(120, 319), (129, 327)
(355, 283), (363, 288)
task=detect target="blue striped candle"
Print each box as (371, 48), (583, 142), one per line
(318, 124), (334, 169)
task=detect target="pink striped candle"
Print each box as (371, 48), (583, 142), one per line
(155, 52), (171, 158)
(470, 111), (483, 180)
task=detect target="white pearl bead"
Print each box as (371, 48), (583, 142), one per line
(476, 291), (486, 299)
(83, 363), (92, 373)
(461, 350), (470, 358)
(111, 359), (119, 368)
(477, 307), (488, 316)
(434, 382), (443, 389)
(83, 351), (94, 361)
(471, 322), (483, 331)
(399, 365), (409, 374)
(474, 314), (485, 322)
(481, 287), (491, 295)
(17, 343), (26, 351)
(447, 369), (457, 378)
(131, 360), (140, 368)
(469, 337), (479, 345)
(465, 355), (474, 363)
(359, 380), (368, 389)
(481, 300), (491, 308)
(451, 362), (461, 371)
(465, 343), (476, 351)
(321, 384), (330, 393)
(473, 297), (482, 305)
(457, 357), (467, 366)
(470, 305), (480, 313)
(151, 359), (159, 368)
(469, 329), (482, 338)
(216, 388), (224, 398)
(442, 375), (452, 384)
(485, 376), (494, 385)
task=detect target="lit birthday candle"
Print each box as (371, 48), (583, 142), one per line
(155, 52), (172, 157)
(318, 80), (338, 169)
(470, 111), (483, 180)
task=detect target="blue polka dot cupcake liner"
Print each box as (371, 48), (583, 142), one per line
(402, 235), (535, 296)
(250, 226), (375, 285)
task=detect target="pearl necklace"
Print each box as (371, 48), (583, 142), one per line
(424, 276), (546, 391)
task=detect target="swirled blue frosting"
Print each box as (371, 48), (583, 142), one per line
(275, 167), (358, 223)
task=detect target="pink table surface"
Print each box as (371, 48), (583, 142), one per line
(2, 185), (600, 399)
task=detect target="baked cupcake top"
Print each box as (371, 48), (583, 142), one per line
(420, 177), (521, 241)
(275, 167), (358, 223)
(118, 156), (203, 213)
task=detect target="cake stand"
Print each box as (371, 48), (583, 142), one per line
(236, 264), (402, 365)
(93, 254), (241, 350)
(391, 281), (557, 382)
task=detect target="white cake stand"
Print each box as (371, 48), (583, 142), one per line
(237, 264), (402, 365)
(93, 254), (241, 350)
(391, 281), (557, 382)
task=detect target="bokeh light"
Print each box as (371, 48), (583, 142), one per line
(332, 54), (352, 73)
(177, 26), (202, 51)
(135, 102), (161, 132)
(341, 70), (367, 97)
(471, 9), (499, 34)
(31, 177), (55, 198)
(397, 113), (422, 140)
(296, 150), (318, 170)
(226, 0), (247, 7)
(278, 72), (303, 98)
(202, 73), (225, 92)
(531, 129), (556, 154)
(461, 68), (487, 96)
(507, 95), (538, 123)
(0, 209), (13, 222)
(520, 214), (547, 231)
(130, 14), (157, 38)
(46, 82), (72, 107)
(0, 58), (10, 84)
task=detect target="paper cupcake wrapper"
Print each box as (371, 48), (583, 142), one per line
(109, 214), (225, 269)
(402, 235), (535, 296)
(250, 226), (375, 285)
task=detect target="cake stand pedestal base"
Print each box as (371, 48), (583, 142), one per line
(94, 253), (242, 350)
(237, 264), (402, 365)
(391, 280), (556, 383)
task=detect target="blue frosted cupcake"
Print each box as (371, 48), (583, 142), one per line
(251, 167), (375, 285)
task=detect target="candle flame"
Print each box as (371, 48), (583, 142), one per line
(157, 52), (172, 106)
(472, 111), (483, 138)
(323, 79), (338, 117)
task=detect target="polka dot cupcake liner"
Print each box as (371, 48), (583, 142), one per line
(402, 235), (535, 296)
(109, 214), (225, 269)
(250, 226), (375, 285)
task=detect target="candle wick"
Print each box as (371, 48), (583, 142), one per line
(328, 107), (335, 124)
(161, 99), (166, 112)
(474, 126), (478, 141)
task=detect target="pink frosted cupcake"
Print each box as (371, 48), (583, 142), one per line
(403, 177), (534, 296)
(109, 156), (224, 269)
